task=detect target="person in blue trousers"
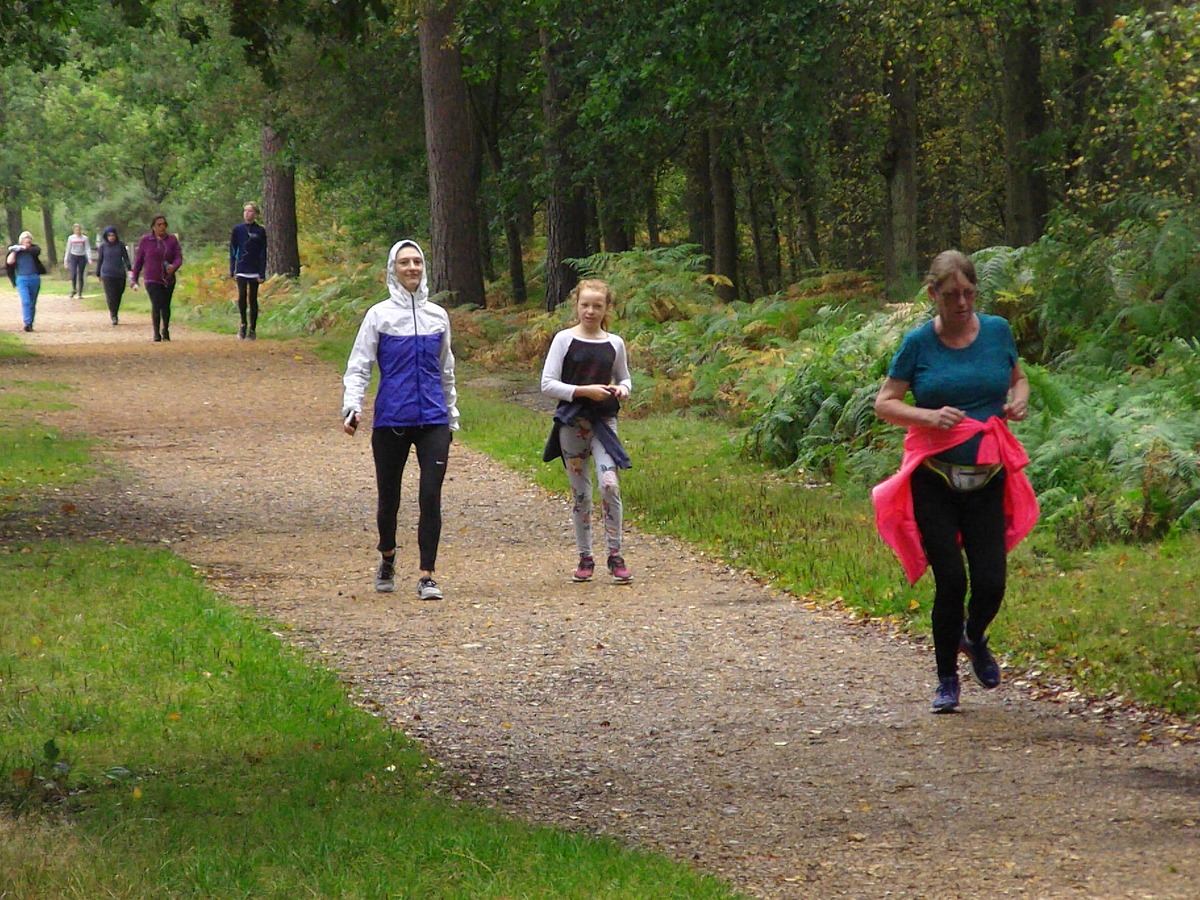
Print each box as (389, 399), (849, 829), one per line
(6, 232), (48, 332)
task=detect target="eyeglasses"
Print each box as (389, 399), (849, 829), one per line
(937, 288), (977, 302)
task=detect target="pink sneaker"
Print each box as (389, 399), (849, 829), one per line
(572, 555), (595, 582)
(607, 553), (632, 584)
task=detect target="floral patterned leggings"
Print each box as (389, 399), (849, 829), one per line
(558, 418), (623, 557)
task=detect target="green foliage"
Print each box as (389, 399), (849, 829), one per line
(743, 303), (920, 478)
(1026, 379), (1200, 548)
(1083, 7), (1200, 206)
(568, 245), (717, 324)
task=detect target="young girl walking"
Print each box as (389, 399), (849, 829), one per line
(541, 279), (634, 584)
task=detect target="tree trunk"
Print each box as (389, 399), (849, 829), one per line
(881, 55), (918, 300)
(599, 190), (631, 253)
(646, 178), (660, 249)
(478, 99), (526, 305)
(262, 123), (300, 278)
(684, 132), (712, 257)
(420, 0), (485, 307)
(541, 27), (587, 311)
(41, 204), (57, 271)
(1001, 3), (1050, 247)
(504, 219), (527, 305)
(709, 128), (738, 302)
(1068, 0), (1118, 189)
(6, 208), (22, 245)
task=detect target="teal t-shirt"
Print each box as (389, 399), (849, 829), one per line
(887, 314), (1018, 464)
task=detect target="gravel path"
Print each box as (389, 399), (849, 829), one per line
(6, 288), (1198, 899)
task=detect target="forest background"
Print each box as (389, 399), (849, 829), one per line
(2, 1), (1200, 713)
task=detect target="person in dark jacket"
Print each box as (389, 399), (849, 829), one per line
(95, 226), (132, 326)
(6, 232), (48, 332)
(131, 215), (183, 342)
(341, 239), (458, 601)
(229, 201), (267, 340)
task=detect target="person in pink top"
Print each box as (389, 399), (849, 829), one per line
(873, 250), (1037, 713)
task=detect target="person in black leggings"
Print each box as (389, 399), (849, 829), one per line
(874, 250), (1036, 713)
(229, 202), (267, 339)
(95, 227), (131, 325)
(341, 240), (458, 601)
(131, 215), (182, 342)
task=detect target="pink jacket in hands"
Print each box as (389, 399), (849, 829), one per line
(871, 417), (1039, 585)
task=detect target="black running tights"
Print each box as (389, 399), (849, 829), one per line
(911, 466), (1008, 678)
(102, 276), (126, 319)
(237, 278), (259, 329)
(145, 282), (174, 337)
(371, 424), (452, 571)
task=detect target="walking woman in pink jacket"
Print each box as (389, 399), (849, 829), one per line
(873, 250), (1037, 714)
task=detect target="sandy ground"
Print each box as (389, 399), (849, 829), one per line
(3, 286), (1198, 899)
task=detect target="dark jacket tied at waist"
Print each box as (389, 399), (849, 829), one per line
(542, 399), (632, 469)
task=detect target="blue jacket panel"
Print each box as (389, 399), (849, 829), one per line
(374, 332), (450, 428)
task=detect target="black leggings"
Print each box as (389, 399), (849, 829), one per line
(145, 281), (175, 337)
(68, 255), (88, 294)
(372, 424), (452, 571)
(237, 278), (259, 329)
(102, 276), (126, 319)
(911, 466), (1008, 678)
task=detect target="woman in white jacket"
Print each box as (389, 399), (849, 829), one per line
(342, 240), (458, 600)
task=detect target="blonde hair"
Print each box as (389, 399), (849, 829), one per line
(568, 278), (615, 330)
(243, 202), (260, 216)
(17, 231), (33, 243)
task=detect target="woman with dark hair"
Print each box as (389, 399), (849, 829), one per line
(95, 227), (131, 326)
(131, 215), (183, 342)
(873, 250), (1038, 713)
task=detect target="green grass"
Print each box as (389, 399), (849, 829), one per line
(0, 541), (743, 899)
(0, 334), (94, 505)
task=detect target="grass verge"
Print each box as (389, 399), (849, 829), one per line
(0, 332), (94, 511)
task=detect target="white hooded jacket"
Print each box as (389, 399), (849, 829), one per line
(342, 240), (459, 431)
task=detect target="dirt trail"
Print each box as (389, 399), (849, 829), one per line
(5, 288), (1198, 899)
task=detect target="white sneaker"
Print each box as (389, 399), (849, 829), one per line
(417, 576), (443, 600)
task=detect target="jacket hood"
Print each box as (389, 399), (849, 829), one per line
(102, 226), (119, 240)
(386, 239), (428, 306)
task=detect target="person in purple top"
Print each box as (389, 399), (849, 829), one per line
(131, 215), (183, 342)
